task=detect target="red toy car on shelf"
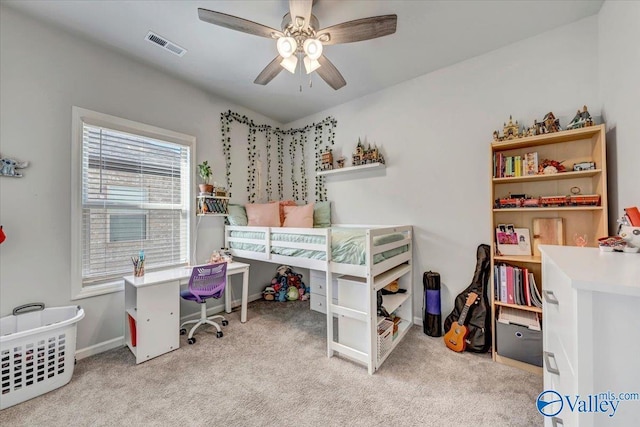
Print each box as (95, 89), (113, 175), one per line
(568, 194), (601, 206)
(540, 196), (570, 207)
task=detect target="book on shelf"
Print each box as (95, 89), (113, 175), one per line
(506, 265), (515, 304)
(528, 273), (542, 308)
(524, 152), (538, 176)
(494, 263), (541, 308)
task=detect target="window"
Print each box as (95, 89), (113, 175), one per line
(71, 107), (194, 299)
(107, 186), (149, 243)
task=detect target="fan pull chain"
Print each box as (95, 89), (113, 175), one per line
(298, 54), (303, 92)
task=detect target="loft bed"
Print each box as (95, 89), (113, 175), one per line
(224, 224), (414, 374)
(224, 224), (413, 278)
(225, 225), (413, 374)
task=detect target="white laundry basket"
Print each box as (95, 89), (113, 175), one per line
(0, 303), (85, 410)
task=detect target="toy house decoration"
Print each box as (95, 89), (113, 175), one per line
(493, 116), (523, 142)
(352, 139), (386, 166)
(566, 105), (594, 130)
(535, 112), (562, 134)
(503, 116), (521, 140)
(320, 149), (334, 170)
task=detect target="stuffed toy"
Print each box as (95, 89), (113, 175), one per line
(262, 265), (307, 302)
(262, 286), (276, 301)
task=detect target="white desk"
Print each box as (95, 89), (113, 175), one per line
(123, 262), (250, 363)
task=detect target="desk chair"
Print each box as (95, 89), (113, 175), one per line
(179, 263), (229, 344)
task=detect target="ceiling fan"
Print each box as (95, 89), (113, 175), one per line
(198, 0), (397, 90)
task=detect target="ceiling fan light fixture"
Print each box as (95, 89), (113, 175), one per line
(277, 36), (297, 58)
(280, 55), (298, 73)
(303, 56), (321, 74)
(303, 38), (323, 60)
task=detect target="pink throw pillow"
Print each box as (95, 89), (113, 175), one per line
(277, 200), (297, 226)
(283, 203), (315, 228)
(245, 202), (280, 227)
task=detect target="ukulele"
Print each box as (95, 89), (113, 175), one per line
(444, 292), (478, 352)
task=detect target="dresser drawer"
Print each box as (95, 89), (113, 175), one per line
(309, 270), (338, 297)
(542, 259), (577, 367)
(310, 292), (337, 314)
(543, 330), (575, 395)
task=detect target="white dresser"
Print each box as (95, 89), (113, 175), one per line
(540, 246), (640, 427)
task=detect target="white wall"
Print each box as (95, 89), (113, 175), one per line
(287, 16), (602, 321)
(598, 0), (640, 232)
(0, 6), (281, 353)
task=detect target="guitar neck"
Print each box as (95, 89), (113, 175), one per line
(457, 305), (471, 326)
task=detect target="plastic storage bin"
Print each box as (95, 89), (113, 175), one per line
(0, 303), (85, 410)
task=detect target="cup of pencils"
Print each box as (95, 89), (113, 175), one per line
(132, 250), (145, 277)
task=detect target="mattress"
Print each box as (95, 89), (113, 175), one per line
(228, 228), (408, 265)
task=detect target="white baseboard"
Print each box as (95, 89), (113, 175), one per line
(413, 316), (422, 325)
(76, 292), (265, 359)
(76, 336), (124, 360)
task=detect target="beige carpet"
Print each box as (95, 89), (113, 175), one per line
(0, 300), (542, 426)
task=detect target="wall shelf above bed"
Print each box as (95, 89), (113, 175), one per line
(316, 162), (385, 177)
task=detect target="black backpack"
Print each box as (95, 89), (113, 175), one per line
(443, 244), (492, 353)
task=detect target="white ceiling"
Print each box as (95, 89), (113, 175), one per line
(4, 0), (603, 123)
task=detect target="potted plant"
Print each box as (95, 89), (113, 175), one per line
(197, 160), (214, 194)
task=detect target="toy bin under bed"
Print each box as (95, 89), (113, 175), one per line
(0, 303), (85, 410)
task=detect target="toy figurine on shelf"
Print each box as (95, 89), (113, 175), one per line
(531, 112), (562, 135)
(336, 157), (345, 168)
(566, 105), (594, 130)
(352, 139), (386, 165)
(320, 149), (334, 170)
(493, 116), (524, 141)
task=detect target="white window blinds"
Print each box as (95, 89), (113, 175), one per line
(81, 123), (190, 286)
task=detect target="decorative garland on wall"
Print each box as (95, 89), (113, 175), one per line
(220, 110), (336, 203)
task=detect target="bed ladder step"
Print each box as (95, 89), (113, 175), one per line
(329, 341), (369, 364)
(329, 304), (367, 322)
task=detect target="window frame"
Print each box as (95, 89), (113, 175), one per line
(71, 106), (196, 300)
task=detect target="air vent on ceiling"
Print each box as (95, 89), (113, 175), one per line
(145, 31), (187, 57)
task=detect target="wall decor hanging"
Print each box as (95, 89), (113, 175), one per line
(221, 110), (336, 203)
(0, 154), (29, 177)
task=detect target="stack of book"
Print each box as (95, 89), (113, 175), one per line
(494, 264), (542, 308)
(493, 152), (538, 178)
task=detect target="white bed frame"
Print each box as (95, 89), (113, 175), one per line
(224, 224), (413, 374)
(225, 224), (412, 276)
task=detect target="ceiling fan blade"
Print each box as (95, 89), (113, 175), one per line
(254, 56), (285, 85)
(316, 55), (346, 90)
(318, 15), (397, 45)
(289, 0), (313, 30)
(198, 8), (282, 39)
